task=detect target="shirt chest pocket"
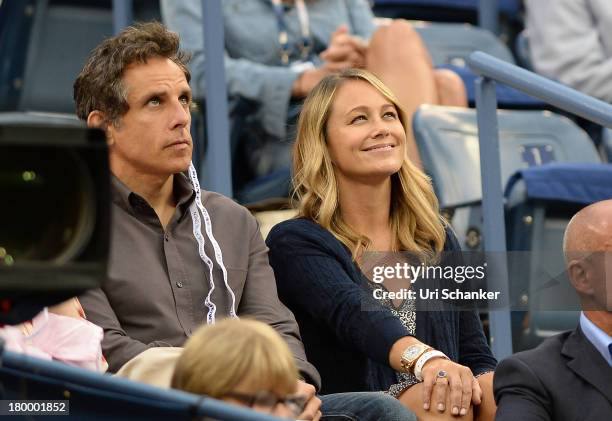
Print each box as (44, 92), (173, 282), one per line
(223, 267), (248, 305)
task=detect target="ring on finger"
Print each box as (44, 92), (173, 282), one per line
(435, 370), (448, 384)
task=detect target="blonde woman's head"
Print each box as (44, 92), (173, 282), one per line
(293, 68), (446, 259)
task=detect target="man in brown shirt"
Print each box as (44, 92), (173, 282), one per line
(74, 22), (317, 376)
(73, 22), (417, 421)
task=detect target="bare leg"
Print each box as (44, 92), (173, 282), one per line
(366, 20), (467, 167)
(434, 69), (468, 107)
(399, 382), (475, 421)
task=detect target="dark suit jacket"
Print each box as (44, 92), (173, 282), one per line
(494, 327), (612, 421)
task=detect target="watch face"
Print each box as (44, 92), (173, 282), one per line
(405, 346), (421, 359)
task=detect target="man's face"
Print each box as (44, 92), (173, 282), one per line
(106, 56), (193, 178)
(589, 242), (612, 311)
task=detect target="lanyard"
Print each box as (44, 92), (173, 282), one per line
(271, 0), (312, 65)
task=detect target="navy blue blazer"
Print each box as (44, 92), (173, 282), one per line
(267, 218), (497, 394)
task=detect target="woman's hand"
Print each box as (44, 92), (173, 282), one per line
(421, 357), (482, 416)
(319, 25), (367, 70)
(291, 67), (331, 97)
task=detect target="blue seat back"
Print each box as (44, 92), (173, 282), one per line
(0, 350), (279, 421)
(601, 127), (612, 162)
(504, 163), (612, 350)
(373, 0), (520, 16)
(514, 29), (533, 71)
(414, 22), (515, 67)
(372, 0), (521, 23)
(410, 23), (544, 108)
(414, 105), (601, 211)
(18, 0), (113, 113)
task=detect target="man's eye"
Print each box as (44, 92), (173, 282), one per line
(179, 96), (191, 105)
(148, 98), (161, 106)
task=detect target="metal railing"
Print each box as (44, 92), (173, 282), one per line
(200, 0), (232, 197)
(478, 0), (499, 35)
(467, 51), (612, 359)
(112, 0), (132, 36)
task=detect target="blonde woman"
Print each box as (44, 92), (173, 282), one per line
(172, 318), (305, 419)
(266, 69), (496, 421)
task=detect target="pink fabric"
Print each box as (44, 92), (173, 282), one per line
(0, 309), (106, 372)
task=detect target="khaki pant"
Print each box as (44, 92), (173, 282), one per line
(115, 347), (183, 388)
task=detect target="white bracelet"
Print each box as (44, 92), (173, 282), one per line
(414, 350), (449, 381)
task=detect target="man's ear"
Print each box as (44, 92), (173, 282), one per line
(87, 110), (114, 146)
(567, 259), (595, 295)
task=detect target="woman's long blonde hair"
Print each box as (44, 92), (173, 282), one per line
(292, 68), (446, 259)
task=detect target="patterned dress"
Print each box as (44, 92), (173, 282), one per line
(367, 281), (421, 397)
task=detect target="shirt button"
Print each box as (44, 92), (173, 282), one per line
(176, 281), (183, 288)
(164, 233), (169, 242)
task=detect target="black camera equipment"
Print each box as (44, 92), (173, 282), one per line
(0, 117), (109, 325)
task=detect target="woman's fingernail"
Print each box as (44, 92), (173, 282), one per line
(452, 406), (459, 415)
(423, 403), (430, 410)
(460, 408), (467, 416)
(437, 403), (445, 412)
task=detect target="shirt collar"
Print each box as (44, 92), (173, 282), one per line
(110, 172), (196, 217)
(580, 311), (612, 366)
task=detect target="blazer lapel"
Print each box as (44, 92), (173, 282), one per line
(562, 327), (612, 405)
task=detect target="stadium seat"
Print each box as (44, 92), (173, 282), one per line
(413, 105), (602, 248)
(414, 105), (608, 350)
(0, 348), (279, 421)
(414, 22), (515, 67)
(2, 0), (159, 113)
(514, 29), (533, 71)
(0, 0), (36, 111)
(16, 0), (113, 113)
(408, 22), (543, 108)
(504, 163), (612, 350)
(601, 128), (612, 162)
(372, 0), (521, 24)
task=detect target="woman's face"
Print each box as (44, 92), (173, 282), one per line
(325, 79), (406, 184)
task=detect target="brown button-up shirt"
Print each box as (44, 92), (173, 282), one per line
(80, 174), (320, 387)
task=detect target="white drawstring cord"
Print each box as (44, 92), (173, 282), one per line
(187, 163), (238, 323)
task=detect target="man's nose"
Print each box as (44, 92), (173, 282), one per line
(171, 100), (190, 129)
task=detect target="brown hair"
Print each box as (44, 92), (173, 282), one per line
(293, 68), (446, 260)
(73, 21), (190, 123)
(171, 318), (298, 398)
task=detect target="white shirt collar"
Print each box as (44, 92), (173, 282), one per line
(579, 312), (612, 366)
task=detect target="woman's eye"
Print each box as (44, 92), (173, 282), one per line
(351, 115), (366, 124)
(383, 111), (397, 119)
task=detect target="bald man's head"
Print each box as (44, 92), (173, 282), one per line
(563, 199), (612, 262)
(563, 199), (612, 312)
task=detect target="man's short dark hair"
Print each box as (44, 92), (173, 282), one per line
(74, 21), (191, 123)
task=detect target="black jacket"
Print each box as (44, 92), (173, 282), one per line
(267, 218), (497, 394)
(494, 327), (612, 421)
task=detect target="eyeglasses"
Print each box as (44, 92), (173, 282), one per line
(223, 391), (307, 416)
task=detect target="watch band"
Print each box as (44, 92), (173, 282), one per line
(414, 350), (449, 381)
